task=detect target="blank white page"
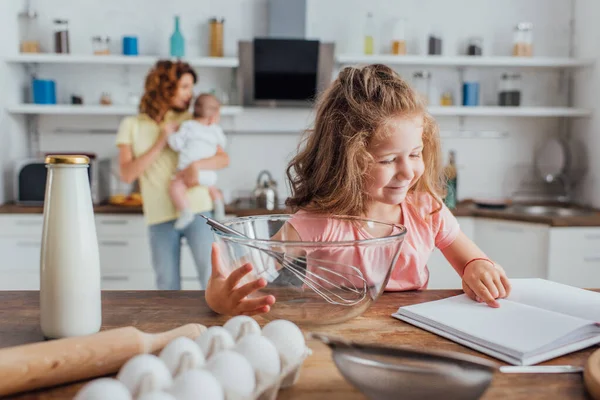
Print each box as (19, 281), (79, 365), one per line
(506, 279), (600, 322)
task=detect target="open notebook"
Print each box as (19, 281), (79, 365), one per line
(392, 279), (600, 365)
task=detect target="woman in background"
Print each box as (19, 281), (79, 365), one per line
(116, 60), (229, 290)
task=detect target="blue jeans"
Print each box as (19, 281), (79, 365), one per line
(148, 212), (214, 290)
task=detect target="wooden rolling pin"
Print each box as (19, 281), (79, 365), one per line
(0, 323), (205, 397)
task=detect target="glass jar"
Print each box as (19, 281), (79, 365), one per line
(92, 36), (110, 55)
(512, 22), (533, 57)
(428, 29), (442, 55)
(19, 10), (40, 53)
(413, 71), (431, 104)
(53, 19), (70, 54)
(498, 73), (522, 106)
(467, 37), (483, 56)
(99, 92), (112, 106)
(209, 17), (224, 57)
(391, 18), (406, 55)
(440, 91), (454, 106)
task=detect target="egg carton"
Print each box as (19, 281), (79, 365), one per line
(74, 317), (312, 400)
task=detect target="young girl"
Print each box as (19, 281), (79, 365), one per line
(205, 64), (511, 316)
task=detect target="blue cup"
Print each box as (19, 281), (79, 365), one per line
(32, 79), (57, 104)
(123, 36), (139, 56)
(462, 82), (480, 106)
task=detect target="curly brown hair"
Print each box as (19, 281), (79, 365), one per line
(286, 64), (444, 217)
(139, 60), (197, 122)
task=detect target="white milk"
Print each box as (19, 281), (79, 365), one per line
(40, 155), (102, 339)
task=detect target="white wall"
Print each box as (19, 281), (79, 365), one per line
(0, 1), (28, 205)
(1, 0), (578, 205)
(573, 0), (600, 207)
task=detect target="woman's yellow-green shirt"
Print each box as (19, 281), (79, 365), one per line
(115, 111), (213, 225)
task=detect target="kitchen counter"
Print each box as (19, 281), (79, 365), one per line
(1, 201), (600, 226)
(0, 290), (596, 399)
(0, 203), (290, 218)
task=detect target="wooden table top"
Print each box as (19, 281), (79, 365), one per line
(0, 290), (595, 399)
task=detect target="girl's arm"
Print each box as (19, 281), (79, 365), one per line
(118, 122), (178, 183)
(441, 232), (511, 308)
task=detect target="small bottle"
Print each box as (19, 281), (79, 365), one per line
(391, 18), (406, 55)
(209, 17), (224, 57)
(170, 15), (185, 58)
(364, 12), (375, 55)
(444, 151), (458, 209)
(40, 155), (102, 339)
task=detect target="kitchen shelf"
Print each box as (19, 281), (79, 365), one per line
(6, 105), (590, 118)
(336, 54), (594, 68)
(4, 54), (239, 68)
(6, 104), (243, 116)
(428, 106), (591, 117)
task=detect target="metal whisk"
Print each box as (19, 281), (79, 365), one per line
(200, 215), (368, 306)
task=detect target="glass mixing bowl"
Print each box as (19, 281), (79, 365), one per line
(211, 214), (407, 325)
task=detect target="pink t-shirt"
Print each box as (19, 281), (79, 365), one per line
(287, 192), (460, 291)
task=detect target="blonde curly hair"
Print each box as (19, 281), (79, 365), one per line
(139, 60), (197, 121)
(286, 64), (444, 216)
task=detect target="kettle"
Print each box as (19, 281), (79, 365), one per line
(253, 170), (278, 210)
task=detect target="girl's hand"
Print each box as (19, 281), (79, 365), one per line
(461, 260), (511, 308)
(205, 243), (276, 316)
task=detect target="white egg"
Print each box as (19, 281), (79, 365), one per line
(74, 378), (132, 400)
(262, 320), (306, 367)
(117, 354), (173, 397)
(137, 392), (176, 400)
(206, 350), (256, 398)
(167, 369), (224, 400)
(223, 315), (261, 341)
(234, 335), (281, 381)
(158, 336), (205, 377)
(195, 326), (235, 359)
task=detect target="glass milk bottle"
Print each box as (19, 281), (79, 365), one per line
(40, 155), (102, 339)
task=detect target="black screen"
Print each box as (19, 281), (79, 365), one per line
(253, 38), (319, 102)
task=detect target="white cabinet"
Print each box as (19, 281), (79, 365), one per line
(474, 219), (549, 279)
(427, 217), (475, 289)
(547, 227), (600, 288)
(0, 215), (43, 290)
(95, 215), (155, 290)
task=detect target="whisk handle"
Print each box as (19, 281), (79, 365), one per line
(198, 214), (244, 237)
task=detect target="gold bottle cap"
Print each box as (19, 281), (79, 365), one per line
(45, 155), (90, 165)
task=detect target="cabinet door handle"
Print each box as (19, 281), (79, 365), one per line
(16, 241), (41, 247)
(584, 234), (600, 240)
(99, 220), (128, 225)
(102, 276), (129, 281)
(495, 226), (525, 233)
(99, 240), (128, 247)
(583, 256), (600, 263)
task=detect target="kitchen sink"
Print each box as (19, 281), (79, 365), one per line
(505, 204), (596, 217)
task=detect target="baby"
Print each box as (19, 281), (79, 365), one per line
(168, 93), (226, 230)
